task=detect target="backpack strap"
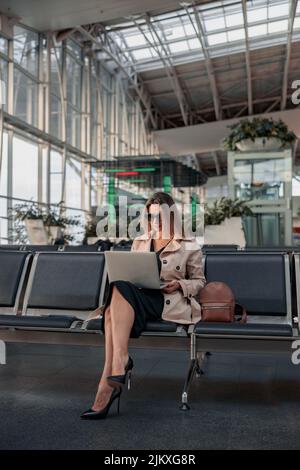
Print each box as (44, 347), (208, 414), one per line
(235, 303), (247, 323)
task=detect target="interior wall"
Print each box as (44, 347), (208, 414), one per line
(153, 109), (300, 156)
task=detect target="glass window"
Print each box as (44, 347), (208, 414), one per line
(50, 93), (63, 140)
(188, 38), (201, 50)
(66, 38), (82, 60)
(268, 19), (288, 34)
(132, 48), (153, 61)
(65, 157), (81, 208)
(207, 32), (227, 46)
(13, 25), (38, 76)
(225, 13), (243, 28)
(0, 132), (8, 242)
(204, 16), (225, 32)
(0, 37), (8, 55)
(66, 105), (81, 148)
(0, 58), (7, 111)
(12, 134), (38, 200)
(14, 68), (38, 126)
(169, 41), (189, 53)
(269, 2), (289, 19)
(247, 7), (267, 23)
(50, 149), (63, 204)
(227, 29), (245, 42)
(66, 54), (81, 109)
(294, 17), (300, 30)
(248, 24), (268, 37)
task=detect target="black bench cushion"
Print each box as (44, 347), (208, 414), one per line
(0, 251), (30, 307)
(205, 253), (288, 316)
(28, 252), (105, 310)
(86, 318), (178, 333)
(0, 314), (77, 329)
(194, 322), (292, 337)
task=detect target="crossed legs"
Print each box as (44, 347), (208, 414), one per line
(92, 285), (135, 411)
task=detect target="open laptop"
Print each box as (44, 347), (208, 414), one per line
(104, 251), (167, 289)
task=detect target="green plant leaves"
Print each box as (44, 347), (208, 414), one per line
(204, 197), (253, 225)
(223, 117), (296, 151)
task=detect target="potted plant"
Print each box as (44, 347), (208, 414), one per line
(43, 202), (81, 244)
(83, 218), (99, 245)
(12, 201), (48, 244)
(204, 197), (253, 247)
(224, 117), (296, 152)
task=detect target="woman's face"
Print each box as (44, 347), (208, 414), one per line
(148, 204), (162, 234)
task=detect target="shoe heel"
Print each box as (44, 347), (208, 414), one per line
(127, 370), (132, 390)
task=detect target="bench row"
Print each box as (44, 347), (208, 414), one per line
(0, 248), (299, 338)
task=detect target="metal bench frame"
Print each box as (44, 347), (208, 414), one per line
(1, 250), (300, 412)
(180, 252), (299, 410)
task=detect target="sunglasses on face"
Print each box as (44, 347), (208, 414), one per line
(147, 213), (161, 223)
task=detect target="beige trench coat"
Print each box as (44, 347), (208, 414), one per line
(131, 235), (206, 324)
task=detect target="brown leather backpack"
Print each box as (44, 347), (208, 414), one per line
(199, 281), (247, 323)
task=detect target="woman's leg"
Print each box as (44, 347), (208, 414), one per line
(92, 307), (115, 410)
(109, 285), (135, 376)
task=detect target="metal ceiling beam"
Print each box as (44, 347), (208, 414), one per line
(212, 151), (221, 176)
(281, 0), (298, 110)
(76, 24), (160, 130)
(116, 29), (166, 129)
(242, 0), (253, 115)
(182, 3), (221, 120)
(156, 20), (195, 125)
(164, 94), (291, 119)
(133, 14), (190, 126)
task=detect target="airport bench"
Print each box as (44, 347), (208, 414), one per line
(180, 251), (298, 409)
(0, 248), (299, 410)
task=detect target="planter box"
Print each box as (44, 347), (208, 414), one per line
(236, 137), (282, 152)
(204, 216), (246, 247)
(25, 219), (48, 245)
(47, 226), (63, 244)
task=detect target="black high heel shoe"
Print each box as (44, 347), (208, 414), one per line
(80, 387), (122, 420)
(107, 355), (134, 390)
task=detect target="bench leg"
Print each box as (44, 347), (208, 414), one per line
(180, 359), (197, 411)
(180, 334), (198, 411)
(0, 340), (6, 365)
(195, 352), (205, 377)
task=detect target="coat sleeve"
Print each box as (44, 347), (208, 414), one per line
(178, 248), (206, 298)
(131, 239), (137, 251)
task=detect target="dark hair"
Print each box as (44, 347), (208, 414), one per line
(145, 191), (176, 209)
(144, 192), (183, 238)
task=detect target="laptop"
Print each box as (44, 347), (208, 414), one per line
(104, 251), (167, 289)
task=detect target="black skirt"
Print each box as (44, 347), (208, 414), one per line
(101, 280), (164, 338)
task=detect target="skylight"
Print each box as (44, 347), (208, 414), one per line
(107, 0), (300, 72)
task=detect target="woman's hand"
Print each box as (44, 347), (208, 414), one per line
(162, 280), (182, 294)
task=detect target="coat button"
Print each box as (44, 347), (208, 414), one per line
(166, 299), (170, 305)
(176, 265), (180, 270)
(163, 259), (167, 264)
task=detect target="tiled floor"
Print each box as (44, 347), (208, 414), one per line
(0, 343), (300, 449)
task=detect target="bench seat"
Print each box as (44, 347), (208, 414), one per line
(86, 318), (180, 333)
(0, 314), (78, 329)
(194, 321), (293, 337)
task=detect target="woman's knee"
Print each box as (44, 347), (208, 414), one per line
(104, 306), (111, 321)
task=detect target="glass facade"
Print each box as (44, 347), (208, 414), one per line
(0, 23), (156, 243)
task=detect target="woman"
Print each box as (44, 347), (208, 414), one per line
(81, 192), (206, 420)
